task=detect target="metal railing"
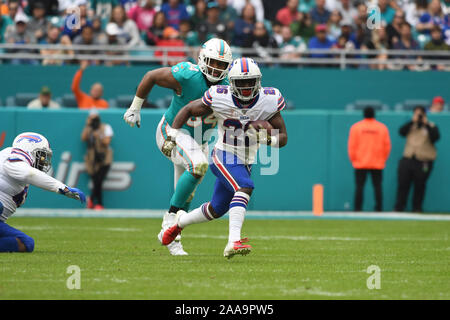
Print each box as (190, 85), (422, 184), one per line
(0, 43), (449, 70)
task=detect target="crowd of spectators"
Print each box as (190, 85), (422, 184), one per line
(0, 0), (449, 69)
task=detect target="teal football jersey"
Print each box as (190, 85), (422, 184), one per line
(163, 61), (228, 144)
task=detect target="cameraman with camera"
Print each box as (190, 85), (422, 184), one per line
(81, 110), (114, 210)
(394, 106), (440, 213)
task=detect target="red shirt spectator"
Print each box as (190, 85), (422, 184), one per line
(154, 27), (186, 66)
(276, 0), (300, 26)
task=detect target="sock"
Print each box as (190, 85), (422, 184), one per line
(182, 200), (192, 212)
(228, 192), (250, 243)
(170, 171), (201, 208)
(168, 206), (180, 214)
(0, 237), (20, 252)
(178, 202), (213, 228)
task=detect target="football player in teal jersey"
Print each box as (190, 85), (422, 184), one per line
(123, 38), (233, 255)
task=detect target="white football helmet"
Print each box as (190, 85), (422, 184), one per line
(198, 38), (233, 83)
(228, 57), (262, 101)
(12, 132), (53, 172)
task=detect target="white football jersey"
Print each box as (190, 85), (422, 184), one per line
(202, 85), (286, 164)
(0, 147), (66, 221)
(0, 147), (32, 221)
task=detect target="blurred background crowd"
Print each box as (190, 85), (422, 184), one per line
(0, 0), (449, 70)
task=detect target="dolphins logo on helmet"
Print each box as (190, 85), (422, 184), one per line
(198, 38), (233, 83)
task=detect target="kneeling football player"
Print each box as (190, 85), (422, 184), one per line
(0, 132), (86, 253)
(160, 58), (288, 258)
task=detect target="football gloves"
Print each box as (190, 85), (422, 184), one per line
(59, 187), (86, 204)
(247, 126), (272, 145)
(123, 107), (141, 128)
(161, 128), (179, 157)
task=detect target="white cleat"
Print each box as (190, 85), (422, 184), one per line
(160, 212), (181, 240)
(166, 241), (188, 256)
(157, 211), (188, 255)
(223, 239), (252, 259)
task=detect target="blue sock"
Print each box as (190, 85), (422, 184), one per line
(0, 237), (20, 252)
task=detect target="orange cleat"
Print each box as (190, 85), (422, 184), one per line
(86, 197), (94, 209)
(223, 240), (252, 259)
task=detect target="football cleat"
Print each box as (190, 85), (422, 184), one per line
(160, 210), (186, 246)
(157, 228), (188, 255)
(160, 212), (181, 241)
(166, 241), (188, 256)
(223, 240), (252, 259)
(86, 197), (94, 209)
(161, 224), (183, 246)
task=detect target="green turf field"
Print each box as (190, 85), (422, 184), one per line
(0, 217), (449, 300)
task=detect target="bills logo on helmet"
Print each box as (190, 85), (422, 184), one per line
(16, 134), (43, 143)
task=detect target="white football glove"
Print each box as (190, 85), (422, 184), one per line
(123, 107), (141, 128)
(161, 128), (179, 157)
(123, 96), (145, 128)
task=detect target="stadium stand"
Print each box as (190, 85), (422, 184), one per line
(346, 100), (390, 112)
(394, 99), (431, 111)
(6, 93), (37, 107)
(58, 94), (78, 108)
(0, 0), (448, 70)
(114, 95), (136, 109)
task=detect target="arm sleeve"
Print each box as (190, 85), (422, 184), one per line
(276, 91), (286, 112)
(71, 69), (89, 105)
(399, 121), (413, 137)
(4, 160), (66, 193)
(384, 127), (392, 160)
(202, 87), (214, 108)
(348, 126), (357, 163)
(426, 123), (440, 144)
(103, 124), (114, 137)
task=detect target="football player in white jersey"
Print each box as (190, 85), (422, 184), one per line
(0, 132), (86, 253)
(160, 58), (288, 258)
(123, 38), (233, 256)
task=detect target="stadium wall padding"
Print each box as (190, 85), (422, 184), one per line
(0, 108), (449, 212)
(1, 65), (450, 110)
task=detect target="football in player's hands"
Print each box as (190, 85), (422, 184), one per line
(248, 120), (273, 134)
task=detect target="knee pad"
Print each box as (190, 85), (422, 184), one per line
(18, 235), (35, 252)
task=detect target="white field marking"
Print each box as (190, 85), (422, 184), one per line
(13, 208), (450, 221)
(188, 234), (368, 241)
(111, 278), (128, 283)
(281, 287), (352, 297)
(89, 291), (121, 295)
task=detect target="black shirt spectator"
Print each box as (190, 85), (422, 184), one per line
(386, 10), (406, 48)
(26, 0), (59, 16)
